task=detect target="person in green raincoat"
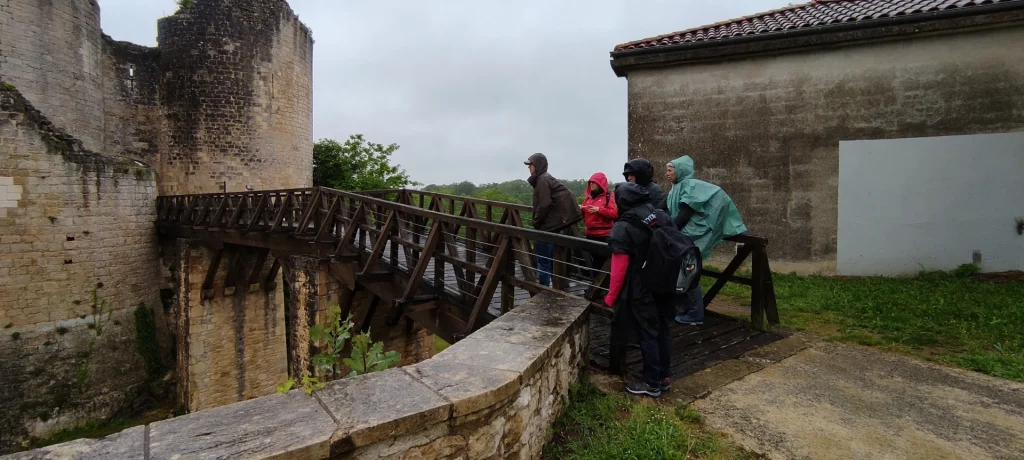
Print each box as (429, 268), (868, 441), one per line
(664, 155), (747, 325)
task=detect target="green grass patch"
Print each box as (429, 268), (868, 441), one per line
(433, 335), (451, 354)
(543, 380), (758, 459)
(705, 264), (1024, 381)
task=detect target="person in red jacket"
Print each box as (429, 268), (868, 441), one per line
(580, 172), (618, 276)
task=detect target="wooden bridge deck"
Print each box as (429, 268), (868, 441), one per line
(156, 187), (781, 381)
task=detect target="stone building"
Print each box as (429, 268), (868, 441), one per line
(0, 0), (314, 449)
(611, 0), (1024, 273)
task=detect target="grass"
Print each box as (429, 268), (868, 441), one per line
(543, 380), (758, 459)
(702, 264), (1024, 381)
(10, 400), (176, 453)
(434, 335), (451, 354)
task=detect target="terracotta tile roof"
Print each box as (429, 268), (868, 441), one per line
(614, 0), (1024, 52)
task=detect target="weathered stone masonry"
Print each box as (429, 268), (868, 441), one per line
(0, 0), (317, 450)
(7, 291), (591, 460)
(0, 84), (161, 446)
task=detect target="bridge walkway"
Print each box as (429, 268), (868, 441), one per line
(156, 187), (782, 381)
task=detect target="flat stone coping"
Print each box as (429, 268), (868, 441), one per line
(3, 290), (589, 460)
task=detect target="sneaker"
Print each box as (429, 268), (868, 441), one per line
(675, 315), (703, 326)
(660, 378), (671, 392)
(626, 381), (662, 398)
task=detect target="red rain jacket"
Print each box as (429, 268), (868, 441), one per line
(581, 172), (618, 238)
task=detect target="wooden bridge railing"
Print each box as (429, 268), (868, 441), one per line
(155, 187), (778, 342)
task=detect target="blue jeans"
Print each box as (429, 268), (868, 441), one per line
(535, 241), (554, 287)
(675, 284), (705, 323)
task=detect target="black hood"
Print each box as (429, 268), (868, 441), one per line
(622, 158), (654, 186)
(526, 153), (548, 175)
(613, 182), (651, 212)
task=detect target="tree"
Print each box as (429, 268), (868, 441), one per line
(312, 134), (416, 191)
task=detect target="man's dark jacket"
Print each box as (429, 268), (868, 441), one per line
(527, 154), (582, 232)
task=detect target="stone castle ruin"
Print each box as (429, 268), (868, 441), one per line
(0, 0), (436, 451)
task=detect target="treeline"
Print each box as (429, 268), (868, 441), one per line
(422, 179), (593, 205)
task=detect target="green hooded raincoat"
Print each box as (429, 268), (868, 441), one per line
(666, 156), (747, 259)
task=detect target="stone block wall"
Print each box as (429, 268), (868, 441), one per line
(285, 257), (435, 381)
(626, 23), (1024, 270)
(176, 240), (288, 412)
(7, 291), (591, 459)
(0, 85), (161, 448)
(101, 37), (162, 164)
(156, 0), (314, 195)
(0, 0), (106, 152)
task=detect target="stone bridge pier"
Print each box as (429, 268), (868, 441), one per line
(172, 240), (433, 413)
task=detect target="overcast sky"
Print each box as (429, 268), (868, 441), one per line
(98, 0), (789, 186)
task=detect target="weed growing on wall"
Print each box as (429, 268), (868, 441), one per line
(75, 285), (112, 391)
(134, 304), (164, 382)
(278, 304), (400, 395)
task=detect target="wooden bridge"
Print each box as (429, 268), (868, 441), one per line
(156, 186), (782, 381)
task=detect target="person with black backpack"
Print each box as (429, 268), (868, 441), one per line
(603, 181), (699, 397)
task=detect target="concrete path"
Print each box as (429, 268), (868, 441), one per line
(693, 341), (1024, 460)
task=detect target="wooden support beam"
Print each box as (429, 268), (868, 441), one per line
(201, 248), (224, 300)
(207, 196), (230, 229)
(181, 196), (200, 225)
(360, 211), (395, 273)
(294, 188), (322, 235)
(314, 196), (341, 243)
(337, 285), (357, 322)
(270, 193), (293, 232)
(356, 296), (381, 333)
(400, 221), (442, 300)
(245, 195), (268, 232)
(465, 235), (509, 334)
(703, 243), (753, 306)
(248, 248), (271, 286)
(226, 196), (248, 230)
(334, 203), (365, 257)
(264, 258), (281, 291)
(222, 246), (247, 289)
(356, 270), (393, 283)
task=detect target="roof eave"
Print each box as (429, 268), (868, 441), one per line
(610, 1), (1024, 78)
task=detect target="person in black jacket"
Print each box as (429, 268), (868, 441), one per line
(524, 153), (581, 287)
(603, 181), (674, 398)
(622, 158), (668, 212)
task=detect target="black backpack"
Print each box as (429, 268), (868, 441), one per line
(627, 210), (701, 295)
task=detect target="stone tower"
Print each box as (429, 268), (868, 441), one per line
(157, 0), (314, 194)
(0, 0), (313, 450)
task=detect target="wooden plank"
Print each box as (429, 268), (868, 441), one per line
(703, 243), (754, 306)
(337, 285), (357, 322)
(465, 236), (509, 333)
(247, 248), (270, 286)
(361, 211), (396, 272)
(400, 221), (443, 300)
(222, 247), (246, 289)
(264, 258), (281, 290)
(314, 196), (342, 243)
(334, 203), (365, 256)
(245, 195), (268, 232)
(294, 188), (322, 235)
(356, 296), (380, 333)
(201, 249), (224, 292)
(270, 193), (293, 232)
(208, 196), (230, 229)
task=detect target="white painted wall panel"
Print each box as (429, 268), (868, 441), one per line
(838, 133), (1024, 276)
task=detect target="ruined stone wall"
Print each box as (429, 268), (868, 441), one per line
(0, 85), (161, 449)
(101, 37), (163, 163)
(176, 241), (288, 412)
(9, 291), (591, 460)
(626, 24), (1024, 271)
(156, 0), (314, 195)
(0, 0), (106, 152)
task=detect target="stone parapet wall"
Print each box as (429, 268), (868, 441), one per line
(4, 291), (590, 459)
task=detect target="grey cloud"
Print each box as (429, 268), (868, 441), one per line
(99, 0), (789, 185)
